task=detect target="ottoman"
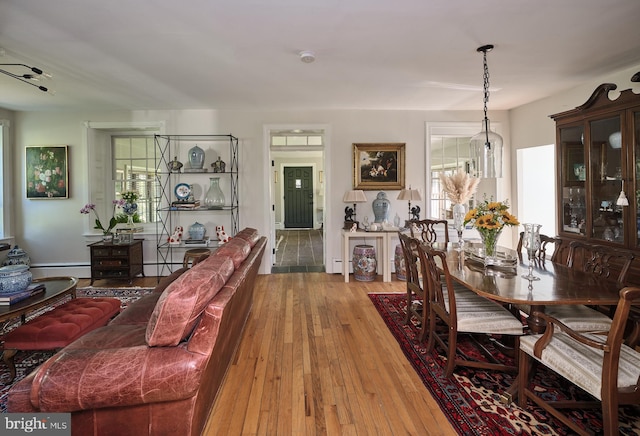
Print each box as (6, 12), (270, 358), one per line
(1, 297), (121, 381)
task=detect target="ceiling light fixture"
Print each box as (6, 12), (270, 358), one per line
(469, 44), (502, 178)
(299, 51), (315, 63)
(0, 63), (55, 94)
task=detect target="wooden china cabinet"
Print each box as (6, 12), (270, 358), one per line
(551, 82), (640, 271)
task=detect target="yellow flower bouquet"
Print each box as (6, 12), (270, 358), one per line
(464, 198), (519, 258)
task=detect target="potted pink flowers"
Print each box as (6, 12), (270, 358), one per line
(80, 200), (125, 240)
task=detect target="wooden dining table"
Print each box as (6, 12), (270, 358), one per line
(430, 242), (622, 334)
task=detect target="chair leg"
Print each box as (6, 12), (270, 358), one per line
(517, 349), (529, 407)
(445, 329), (457, 377)
(405, 291), (412, 325)
(601, 391), (620, 436)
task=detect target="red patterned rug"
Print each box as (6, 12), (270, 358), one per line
(0, 287), (153, 413)
(369, 292), (640, 436)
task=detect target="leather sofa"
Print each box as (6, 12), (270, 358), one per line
(8, 228), (266, 436)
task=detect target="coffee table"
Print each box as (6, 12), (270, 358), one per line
(0, 276), (78, 327)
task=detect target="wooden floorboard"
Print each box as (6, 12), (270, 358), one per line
(77, 273), (456, 435)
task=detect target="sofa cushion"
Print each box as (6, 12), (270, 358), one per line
(109, 267), (189, 326)
(146, 255), (234, 347)
(233, 227), (260, 247)
(213, 238), (251, 268)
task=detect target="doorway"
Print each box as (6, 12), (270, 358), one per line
(267, 126), (327, 274)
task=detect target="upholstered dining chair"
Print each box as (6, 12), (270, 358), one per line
(417, 243), (525, 377)
(545, 241), (635, 334)
(518, 287), (640, 436)
(398, 233), (428, 340)
(409, 219), (450, 244)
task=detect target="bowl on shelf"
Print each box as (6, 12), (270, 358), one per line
(0, 264), (33, 295)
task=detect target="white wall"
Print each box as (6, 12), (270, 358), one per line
(7, 62), (640, 277)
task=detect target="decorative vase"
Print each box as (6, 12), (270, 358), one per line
(452, 203), (466, 246)
(102, 233), (114, 243)
(2, 246), (31, 267)
(372, 192), (390, 223)
(204, 177), (225, 209)
(522, 223), (542, 280)
(167, 156), (183, 173)
(188, 145), (205, 169)
(0, 264), (32, 295)
(122, 202), (138, 226)
(188, 222), (206, 241)
(479, 227), (502, 267)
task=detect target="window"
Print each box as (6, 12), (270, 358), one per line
(112, 136), (158, 224)
(270, 130), (324, 147)
(430, 136), (472, 220)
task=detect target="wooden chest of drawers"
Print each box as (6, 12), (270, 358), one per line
(89, 240), (144, 285)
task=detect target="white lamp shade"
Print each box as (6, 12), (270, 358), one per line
(397, 189), (422, 201)
(343, 190), (367, 203)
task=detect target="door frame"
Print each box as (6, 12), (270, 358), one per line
(264, 124), (330, 270)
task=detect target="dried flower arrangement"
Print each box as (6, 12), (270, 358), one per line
(438, 169), (480, 205)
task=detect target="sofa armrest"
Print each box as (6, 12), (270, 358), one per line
(29, 345), (208, 412)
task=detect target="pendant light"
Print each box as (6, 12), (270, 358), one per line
(470, 45), (503, 178)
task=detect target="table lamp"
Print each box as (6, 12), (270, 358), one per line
(397, 187), (422, 222)
(343, 190), (367, 228)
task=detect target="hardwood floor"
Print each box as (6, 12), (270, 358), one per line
(80, 273), (456, 435)
(204, 273), (456, 435)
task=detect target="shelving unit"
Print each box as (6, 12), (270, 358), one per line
(154, 134), (239, 275)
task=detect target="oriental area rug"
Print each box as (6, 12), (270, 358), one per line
(368, 292), (640, 436)
(0, 287), (153, 413)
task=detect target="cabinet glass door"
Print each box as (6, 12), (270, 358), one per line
(590, 116), (622, 243)
(559, 125), (586, 235)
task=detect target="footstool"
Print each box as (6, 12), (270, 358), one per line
(1, 297), (121, 382)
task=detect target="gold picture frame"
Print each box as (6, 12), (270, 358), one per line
(353, 143), (405, 190)
(26, 145), (69, 199)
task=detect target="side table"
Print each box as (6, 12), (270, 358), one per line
(89, 239), (144, 285)
(342, 230), (389, 282)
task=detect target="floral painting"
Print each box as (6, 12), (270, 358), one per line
(353, 143), (405, 190)
(26, 145), (69, 199)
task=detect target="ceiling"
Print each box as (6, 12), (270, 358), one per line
(1, 0), (640, 113)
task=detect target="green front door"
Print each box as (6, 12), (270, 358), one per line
(284, 166), (313, 228)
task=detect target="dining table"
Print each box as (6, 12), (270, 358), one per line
(429, 241), (625, 404)
(429, 241), (623, 334)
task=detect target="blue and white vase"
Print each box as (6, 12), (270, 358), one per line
(188, 145), (205, 169)
(372, 192), (390, 223)
(123, 202), (138, 226)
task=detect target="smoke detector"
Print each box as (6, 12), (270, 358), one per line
(299, 51), (315, 63)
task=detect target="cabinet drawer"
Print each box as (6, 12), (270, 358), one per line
(93, 248), (112, 256)
(94, 259), (127, 267)
(94, 269), (129, 278)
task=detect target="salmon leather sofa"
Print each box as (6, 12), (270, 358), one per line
(8, 228), (266, 436)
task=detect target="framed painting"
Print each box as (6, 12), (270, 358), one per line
(353, 143), (405, 190)
(26, 145), (69, 199)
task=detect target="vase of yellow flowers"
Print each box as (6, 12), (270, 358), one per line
(464, 198), (519, 266)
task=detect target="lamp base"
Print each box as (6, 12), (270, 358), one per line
(344, 220), (359, 230)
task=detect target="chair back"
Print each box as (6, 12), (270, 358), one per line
(410, 219), (450, 244)
(516, 232), (562, 263)
(398, 233), (421, 288)
(567, 240), (634, 286)
(415, 243), (456, 321)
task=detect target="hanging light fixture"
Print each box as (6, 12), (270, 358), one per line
(469, 44), (502, 178)
(0, 63), (55, 94)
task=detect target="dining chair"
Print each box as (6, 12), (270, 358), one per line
(409, 219), (450, 244)
(516, 232), (561, 263)
(398, 233), (428, 340)
(518, 286), (640, 436)
(543, 241), (635, 334)
(417, 243), (525, 377)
